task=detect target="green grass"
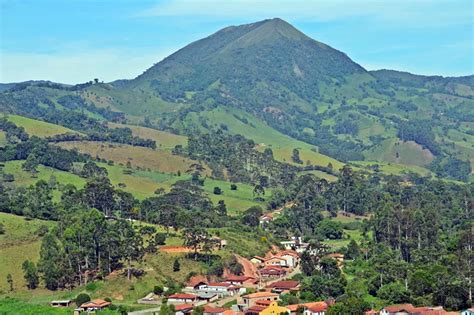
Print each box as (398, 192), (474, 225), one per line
(0, 132), (7, 147)
(0, 213), (55, 292)
(108, 122), (187, 150)
(351, 160), (432, 177)
(187, 107), (344, 170)
(3, 161), (86, 188)
(364, 138), (435, 167)
(202, 178), (271, 215)
(4, 114), (79, 138)
(56, 141), (209, 175)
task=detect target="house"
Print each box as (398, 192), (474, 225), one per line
(251, 256), (266, 265)
(280, 237), (309, 253)
(304, 303), (327, 315)
(260, 213), (274, 225)
(80, 299), (111, 311)
(327, 253), (344, 267)
(175, 304), (195, 315)
(462, 309), (474, 315)
(225, 275), (257, 286)
(245, 305), (268, 315)
(259, 302), (290, 315)
(275, 251), (300, 268)
(266, 280), (300, 293)
(204, 282), (240, 297)
(50, 300), (72, 307)
(196, 293), (219, 303)
(380, 304), (449, 315)
(241, 292), (279, 308)
(287, 302), (328, 315)
(264, 256), (287, 268)
(185, 275), (208, 291)
(168, 293), (198, 304)
(259, 266), (287, 278)
(203, 306), (232, 315)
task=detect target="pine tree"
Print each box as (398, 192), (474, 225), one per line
(38, 233), (64, 290)
(173, 258), (180, 272)
(6, 274), (13, 291)
(22, 260), (39, 289)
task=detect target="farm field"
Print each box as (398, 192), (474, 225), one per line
(55, 141), (209, 175)
(363, 138), (435, 166)
(4, 114), (79, 138)
(108, 122), (188, 150)
(0, 213), (55, 292)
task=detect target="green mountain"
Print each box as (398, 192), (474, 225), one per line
(0, 18), (472, 181)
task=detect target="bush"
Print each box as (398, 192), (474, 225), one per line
(0, 223), (5, 235)
(75, 293), (91, 306)
(230, 184), (237, 190)
(104, 297), (112, 302)
(213, 187), (222, 195)
(85, 282), (97, 292)
(154, 285), (164, 295)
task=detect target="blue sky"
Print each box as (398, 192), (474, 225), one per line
(1, 0), (472, 84)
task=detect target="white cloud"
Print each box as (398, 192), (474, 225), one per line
(138, 0), (472, 26)
(0, 48), (177, 84)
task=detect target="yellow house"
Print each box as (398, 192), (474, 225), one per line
(260, 302), (290, 315)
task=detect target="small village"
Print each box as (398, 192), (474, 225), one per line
(46, 238), (473, 315)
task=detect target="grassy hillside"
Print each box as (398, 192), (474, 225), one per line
(4, 114), (79, 138)
(55, 141), (209, 175)
(364, 138), (435, 166)
(352, 160), (433, 177)
(108, 122), (187, 150)
(0, 213), (55, 292)
(183, 106), (344, 170)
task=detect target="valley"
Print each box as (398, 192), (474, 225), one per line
(0, 16), (472, 315)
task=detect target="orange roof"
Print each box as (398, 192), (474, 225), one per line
(384, 304), (416, 313)
(203, 305), (229, 313)
(276, 250), (299, 258)
(174, 304), (195, 312)
(246, 305), (267, 313)
(208, 282), (232, 287)
(255, 299), (273, 306)
(186, 275), (208, 287)
(243, 292), (279, 299)
(364, 310), (378, 315)
(266, 280), (300, 289)
(169, 293), (197, 300)
(81, 299), (111, 308)
(225, 275), (255, 282)
(287, 302), (328, 312)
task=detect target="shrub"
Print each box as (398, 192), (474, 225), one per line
(154, 285), (164, 295)
(213, 187), (222, 195)
(230, 184), (237, 190)
(75, 293), (91, 306)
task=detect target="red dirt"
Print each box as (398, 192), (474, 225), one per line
(235, 254), (259, 279)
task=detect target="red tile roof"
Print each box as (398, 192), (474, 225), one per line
(225, 275), (254, 282)
(255, 299), (273, 306)
(203, 305), (228, 313)
(174, 304), (195, 312)
(186, 275), (208, 287)
(287, 302), (328, 312)
(246, 305), (267, 313)
(81, 299), (111, 308)
(384, 304), (417, 313)
(169, 293), (197, 300)
(266, 280), (300, 289)
(207, 282), (232, 287)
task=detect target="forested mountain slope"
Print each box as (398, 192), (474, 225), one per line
(0, 18), (472, 181)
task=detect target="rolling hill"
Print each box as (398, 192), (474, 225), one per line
(0, 18), (472, 181)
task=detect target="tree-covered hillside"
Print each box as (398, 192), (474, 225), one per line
(0, 18), (472, 181)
